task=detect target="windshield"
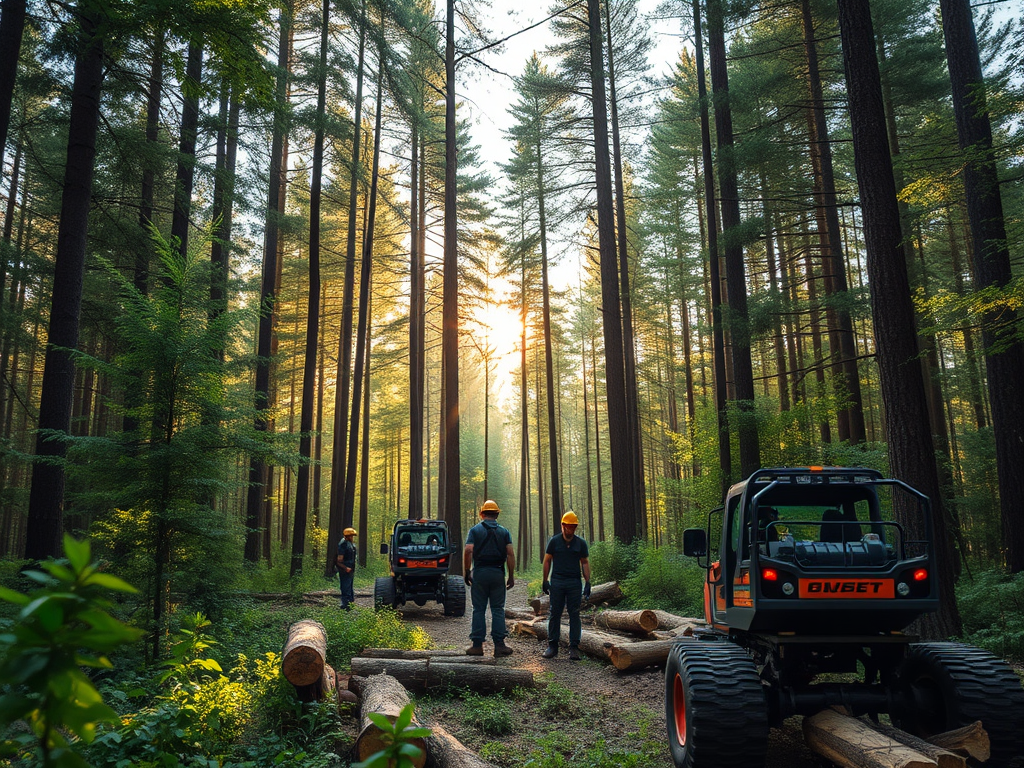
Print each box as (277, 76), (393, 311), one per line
(395, 527), (447, 550)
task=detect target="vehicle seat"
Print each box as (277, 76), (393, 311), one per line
(820, 509), (844, 543)
(758, 507), (780, 543)
(398, 533), (413, 548)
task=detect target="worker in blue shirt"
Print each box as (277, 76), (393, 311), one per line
(541, 511), (591, 660)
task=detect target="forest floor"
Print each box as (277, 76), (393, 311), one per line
(361, 580), (823, 768)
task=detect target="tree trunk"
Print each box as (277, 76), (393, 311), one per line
(0, 0), (26, 168)
(169, 37), (202, 262)
(210, 81), (239, 322)
(291, 0), (328, 577)
(408, 99), (424, 517)
(355, 674), (427, 768)
(442, 0), (462, 567)
(282, 619), (327, 687)
(348, 658), (536, 694)
(938, 0), (1024, 573)
(586, 0), (635, 542)
(327, 0), (366, 568)
(604, 1), (645, 526)
(246, 2), (291, 563)
(692, 0), (731, 494)
(518, 257), (531, 568)
(835, 0), (960, 636)
(25, 4), (104, 560)
(136, 31), (164, 295)
(707, 0), (759, 478)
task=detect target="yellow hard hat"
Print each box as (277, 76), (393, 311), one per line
(480, 499), (500, 514)
(343, 527), (357, 536)
(561, 511), (579, 525)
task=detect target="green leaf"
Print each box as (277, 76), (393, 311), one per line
(63, 535), (91, 573)
(83, 573), (139, 594)
(398, 741), (425, 757)
(398, 727), (431, 739)
(0, 586), (30, 606)
(394, 702), (413, 732)
(366, 711), (395, 731)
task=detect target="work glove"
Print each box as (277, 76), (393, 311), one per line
(506, 576), (515, 591)
(582, 581), (592, 599)
(464, 570), (473, 587)
(542, 580), (550, 595)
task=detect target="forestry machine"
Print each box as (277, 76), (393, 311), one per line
(374, 518), (465, 616)
(668, 466), (1024, 768)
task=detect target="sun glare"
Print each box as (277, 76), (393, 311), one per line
(469, 302), (528, 408)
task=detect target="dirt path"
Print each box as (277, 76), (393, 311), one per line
(392, 581), (821, 768)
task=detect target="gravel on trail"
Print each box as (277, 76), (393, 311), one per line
(365, 579), (821, 768)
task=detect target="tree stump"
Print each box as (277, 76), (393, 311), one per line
(282, 619), (327, 687)
(354, 673), (427, 768)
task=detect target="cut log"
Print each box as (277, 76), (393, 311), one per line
(803, 709), (938, 768)
(512, 618), (625, 663)
(282, 619), (327, 687)
(360, 648), (495, 663)
(503, 607), (538, 622)
(649, 609), (699, 630)
(530, 581), (623, 615)
(295, 661), (337, 704)
(593, 610), (658, 635)
(857, 718), (966, 768)
(355, 673), (427, 768)
(349, 674), (368, 696)
(425, 724), (498, 768)
(609, 639), (693, 672)
(926, 721), (990, 763)
(349, 658), (537, 694)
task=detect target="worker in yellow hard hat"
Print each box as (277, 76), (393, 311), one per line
(336, 527), (358, 610)
(541, 510), (591, 660)
(463, 499), (516, 657)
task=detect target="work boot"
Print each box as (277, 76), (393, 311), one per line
(493, 640), (513, 657)
(568, 646), (581, 661)
(541, 645), (557, 659)
(466, 643), (484, 656)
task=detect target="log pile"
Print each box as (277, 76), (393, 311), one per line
(802, 709), (987, 768)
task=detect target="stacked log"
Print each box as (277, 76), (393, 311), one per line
(803, 709), (972, 768)
(512, 617), (623, 662)
(349, 657), (537, 694)
(608, 639), (693, 672)
(426, 724), (499, 768)
(593, 610), (658, 635)
(283, 620), (327, 687)
(354, 674), (427, 768)
(530, 581), (624, 615)
(360, 649), (496, 665)
(926, 721), (989, 763)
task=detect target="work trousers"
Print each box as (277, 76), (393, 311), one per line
(547, 576), (582, 649)
(339, 569), (355, 609)
(469, 565), (507, 643)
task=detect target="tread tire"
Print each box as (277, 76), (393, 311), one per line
(664, 641), (768, 768)
(443, 575), (466, 617)
(373, 576), (396, 611)
(896, 641), (1024, 768)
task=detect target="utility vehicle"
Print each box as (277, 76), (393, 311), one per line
(375, 518), (465, 616)
(669, 466), (1024, 768)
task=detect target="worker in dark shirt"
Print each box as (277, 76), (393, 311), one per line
(337, 527), (357, 610)
(541, 511), (591, 660)
(463, 499), (516, 657)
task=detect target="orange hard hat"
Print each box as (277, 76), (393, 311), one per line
(480, 499), (500, 514)
(343, 527), (357, 536)
(561, 511), (579, 525)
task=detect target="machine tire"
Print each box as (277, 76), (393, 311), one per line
(664, 641), (768, 768)
(443, 575), (466, 617)
(896, 642), (1024, 768)
(373, 576), (397, 611)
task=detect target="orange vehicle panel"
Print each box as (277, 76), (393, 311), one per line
(798, 579), (894, 598)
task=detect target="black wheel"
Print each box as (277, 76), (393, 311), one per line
(664, 642), (768, 768)
(373, 576), (396, 610)
(895, 642), (1024, 767)
(443, 575), (466, 617)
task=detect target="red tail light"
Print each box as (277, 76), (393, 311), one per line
(398, 558), (406, 565)
(913, 569), (928, 581)
(762, 568), (778, 581)
(439, 557), (448, 565)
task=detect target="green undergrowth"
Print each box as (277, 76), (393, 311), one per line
(417, 682), (670, 768)
(956, 568), (1024, 661)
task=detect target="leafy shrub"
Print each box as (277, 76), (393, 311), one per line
(460, 692), (513, 735)
(956, 568), (1024, 660)
(587, 540), (639, 585)
(621, 542), (704, 615)
(536, 682), (581, 720)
